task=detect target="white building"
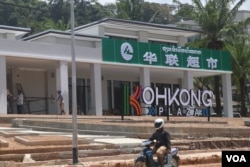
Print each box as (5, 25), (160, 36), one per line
(0, 18), (233, 117)
(234, 10), (250, 34)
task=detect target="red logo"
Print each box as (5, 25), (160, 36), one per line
(130, 86), (142, 116)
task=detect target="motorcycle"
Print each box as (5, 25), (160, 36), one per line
(134, 140), (179, 167)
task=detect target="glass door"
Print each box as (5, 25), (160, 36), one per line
(113, 80), (131, 115)
(69, 78), (89, 115)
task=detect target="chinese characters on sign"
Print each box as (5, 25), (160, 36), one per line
(102, 38), (231, 71)
(165, 54), (179, 66)
(162, 46), (202, 68)
(206, 57), (218, 69)
(143, 52), (157, 64)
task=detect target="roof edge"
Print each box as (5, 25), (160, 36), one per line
(0, 25), (31, 33)
(74, 17), (203, 33)
(22, 29), (103, 41)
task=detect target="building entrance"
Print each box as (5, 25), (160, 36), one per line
(69, 78), (90, 115)
(113, 80), (131, 115)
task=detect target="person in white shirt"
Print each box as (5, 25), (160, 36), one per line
(16, 90), (24, 114)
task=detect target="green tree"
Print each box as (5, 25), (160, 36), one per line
(172, 0), (195, 22)
(192, 0), (247, 116)
(103, 3), (117, 17)
(116, 0), (144, 20)
(43, 18), (69, 30)
(0, 0), (114, 33)
(220, 19), (250, 116)
(75, 1), (112, 25)
(48, 0), (70, 24)
(0, 0), (49, 29)
(143, 2), (174, 24)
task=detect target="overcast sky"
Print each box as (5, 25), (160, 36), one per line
(98, 0), (250, 10)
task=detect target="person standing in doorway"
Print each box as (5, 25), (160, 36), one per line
(56, 90), (65, 115)
(16, 90), (24, 114)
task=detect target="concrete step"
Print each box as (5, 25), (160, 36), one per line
(18, 124), (194, 140)
(244, 119), (250, 126)
(0, 148), (141, 162)
(13, 118), (250, 137)
(0, 127), (32, 132)
(17, 124), (149, 138)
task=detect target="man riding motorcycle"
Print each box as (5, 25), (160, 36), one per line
(149, 118), (171, 167)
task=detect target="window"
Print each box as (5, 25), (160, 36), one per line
(149, 40), (177, 46)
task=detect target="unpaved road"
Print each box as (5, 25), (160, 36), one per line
(0, 115), (249, 167)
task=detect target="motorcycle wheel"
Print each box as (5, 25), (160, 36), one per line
(170, 156), (179, 167)
(134, 158), (146, 167)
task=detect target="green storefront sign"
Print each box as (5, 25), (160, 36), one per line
(102, 38), (231, 71)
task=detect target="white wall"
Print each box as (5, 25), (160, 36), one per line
(46, 70), (57, 114)
(76, 26), (100, 36)
(105, 28), (138, 38)
(0, 39), (102, 63)
(11, 69), (47, 114)
(31, 36), (57, 43)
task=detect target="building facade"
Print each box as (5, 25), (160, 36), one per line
(234, 10), (250, 34)
(0, 18), (233, 117)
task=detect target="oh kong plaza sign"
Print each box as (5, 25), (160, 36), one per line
(102, 38), (231, 71)
(128, 85), (213, 116)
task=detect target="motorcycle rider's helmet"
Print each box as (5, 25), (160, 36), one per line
(154, 118), (164, 130)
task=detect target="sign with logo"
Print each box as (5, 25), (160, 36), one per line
(129, 86), (213, 116)
(102, 38), (231, 71)
(222, 151), (250, 167)
(129, 86), (142, 116)
(121, 42), (134, 61)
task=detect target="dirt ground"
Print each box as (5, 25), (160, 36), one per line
(0, 115), (249, 167)
(0, 116), (248, 149)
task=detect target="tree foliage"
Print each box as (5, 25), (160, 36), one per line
(0, 0), (113, 33)
(0, 0), (180, 33)
(0, 0), (50, 33)
(143, 2), (174, 24)
(172, 0), (195, 22)
(191, 0), (247, 116)
(220, 18), (250, 116)
(115, 0), (144, 20)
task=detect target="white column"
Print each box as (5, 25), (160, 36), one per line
(182, 71), (193, 90)
(182, 71), (193, 115)
(140, 67), (150, 115)
(0, 56), (7, 114)
(90, 63), (102, 116)
(56, 61), (69, 115)
(140, 67), (150, 88)
(222, 73), (233, 117)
